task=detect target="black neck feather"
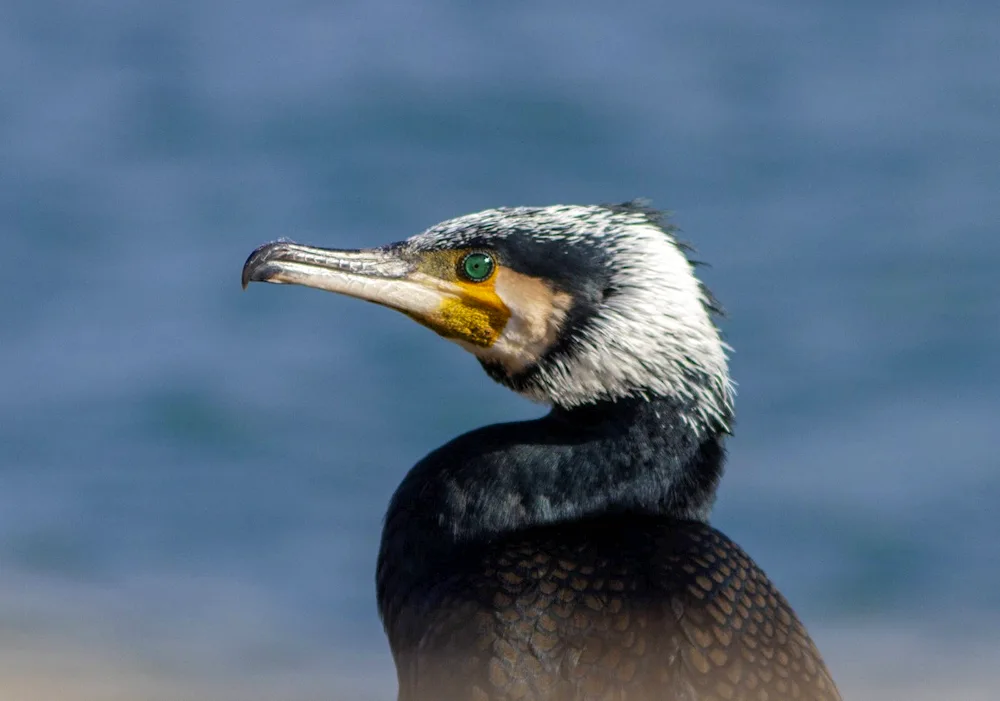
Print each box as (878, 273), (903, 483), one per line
(377, 394), (728, 603)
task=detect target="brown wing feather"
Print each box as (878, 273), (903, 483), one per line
(387, 517), (841, 701)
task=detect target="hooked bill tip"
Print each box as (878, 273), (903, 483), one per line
(241, 241), (293, 290)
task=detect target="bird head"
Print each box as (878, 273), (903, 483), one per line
(242, 202), (733, 432)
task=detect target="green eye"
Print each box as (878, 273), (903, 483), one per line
(461, 252), (495, 282)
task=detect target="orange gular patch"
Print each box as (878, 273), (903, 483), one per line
(404, 250), (511, 347)
(435, 280), (511, 347)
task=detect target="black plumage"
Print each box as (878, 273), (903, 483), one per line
(385, 516), (839, 701)
(377, 398), (840, 701)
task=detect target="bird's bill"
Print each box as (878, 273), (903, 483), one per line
(242, 241), (436, 316)
(241, 241), (509, 347)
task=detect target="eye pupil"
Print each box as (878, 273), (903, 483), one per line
(462, 252), (494, 281)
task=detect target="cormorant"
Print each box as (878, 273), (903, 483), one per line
(242, 203), (842, 701)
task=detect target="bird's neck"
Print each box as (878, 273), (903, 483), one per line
(380, 394), (728, 566)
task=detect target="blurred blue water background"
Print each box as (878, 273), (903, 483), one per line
(1, 0), (998, 698)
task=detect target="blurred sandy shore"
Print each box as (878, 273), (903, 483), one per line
(3, 626), (998, 701)
(1, 633), (390, 701)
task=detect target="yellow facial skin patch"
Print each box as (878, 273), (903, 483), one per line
(407, 250), (511, 348)
(407, 249), (573, 374)
(436, 285), (509, 347)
